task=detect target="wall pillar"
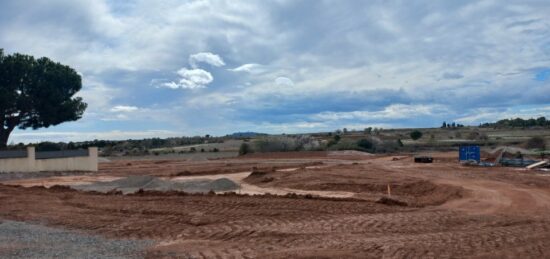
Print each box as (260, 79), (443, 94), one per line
(88, 147), (99, 172)
(26, 146), (36, 171)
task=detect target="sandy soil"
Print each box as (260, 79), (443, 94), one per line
(2, 151), (550, 258)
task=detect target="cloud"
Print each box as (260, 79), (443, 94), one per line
(312, 104), (450, 121)
(159, 51), (223, 90)
(76, 77), (119, 113)
(455, 105), (550, 125)
(189, 52), (225, 68)
(275, 77), (294, 86)
(3, 0), (550, 141)
(110, 105), (138, 112)
(229, 63), (264, 73)
(101, 113), (130, 121)
(161, 68), (214, 89)
(441, 72), (464, 80)
(11, 130), (181, 143)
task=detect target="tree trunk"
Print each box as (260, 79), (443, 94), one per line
(0, 127), (13, 150)
(0, 131), (8, 149)
(1, 116), (19, 150)
(0, 114), (4, 149)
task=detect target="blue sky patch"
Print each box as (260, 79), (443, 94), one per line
(535, 68), (550, 81)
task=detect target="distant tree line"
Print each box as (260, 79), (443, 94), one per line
(7, 135), (225, 154)
(480, 117), (549, 128)
(441, 122), (465, 128)
(238, 134), (405, 155)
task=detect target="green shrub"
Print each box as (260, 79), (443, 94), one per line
(410, 130), (423, 140)
(526, 136), (546, 150)
(467, 131), (488, 140)
(239, 143), (250, 155)
(396, 139), (404, 147)
(253, 135), (320, 152)
(357, 139), (373, 150)
(327, 134), (341, 147)
(328, 139), (360, 151)
(375, 140), (400, 153)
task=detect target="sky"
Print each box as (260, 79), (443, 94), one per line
(1, 0), (549, 143)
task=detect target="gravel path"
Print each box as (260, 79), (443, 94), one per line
(73, 175), (239, 194)
(0, 220), (153, 258)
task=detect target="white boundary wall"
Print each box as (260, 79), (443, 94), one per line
(0, 147), (98, 172)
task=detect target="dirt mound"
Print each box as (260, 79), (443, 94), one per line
(244, 169), (274, 184)
(73, 176), (239, 194)
(488, 146), (533, 155)
(376, 196), (408, 206)
(297, 180), (463, 206)
(239, 151), (328, 159)
(244, 164), (464, 206)
(396, 180), (464, 206)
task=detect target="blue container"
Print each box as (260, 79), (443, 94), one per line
(459, 145), (480, 162)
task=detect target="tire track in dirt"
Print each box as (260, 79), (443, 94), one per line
(435, 178), (550, 216)
(152, 207), (550, 258)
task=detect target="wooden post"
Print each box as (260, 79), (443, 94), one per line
(387, 184), (391, 197)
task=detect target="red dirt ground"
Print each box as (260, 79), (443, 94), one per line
(2, 151), (550, 258)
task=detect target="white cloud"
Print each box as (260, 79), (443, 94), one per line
(189, 52), (225, 68)
(275, 77), (294, 86)
(103, 105), (139, 121)
(186, 92), (237, 108)
(251, 121), (328, 134)
(110, 105), (138, 112)
(312, 104), (450, 121)
(101, 113), (130, 121)
(161, 68), (214, 89)
(11, 130), (181, 143)
(76, 77), (119, 112)
(229, 63), (264, 73)
(441, 72), (464, 80)
(161, 82), (180, 89)
(455, 106), (550, 124)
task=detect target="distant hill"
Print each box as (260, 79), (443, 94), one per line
(227, 132), (268, 138)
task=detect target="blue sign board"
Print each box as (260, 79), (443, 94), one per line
(459, 145), (480, 162)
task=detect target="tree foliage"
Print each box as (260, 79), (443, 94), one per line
(396, 139), (404, 147)
(357, 138), (373, 150)
(410, 130), (423, 140)
(239, 143), (251, 155)
(441, 121), (464, 128)
(252, 135), (320, 153)
(327, 134), (341, 147)
(0, 49), (87, 147)
(480, 117), (549, 128)
(526, 136), (546, 150)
